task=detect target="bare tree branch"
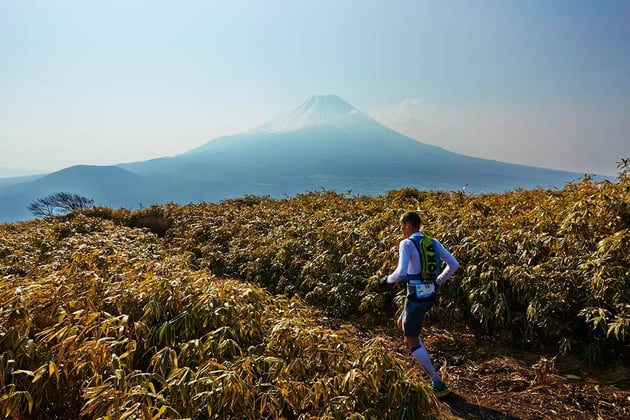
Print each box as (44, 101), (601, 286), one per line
(28, 192), (94, 217)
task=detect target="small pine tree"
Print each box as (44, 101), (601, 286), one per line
(28, 192), (94, 217)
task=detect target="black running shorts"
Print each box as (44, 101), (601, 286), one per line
(401, 299), (434, 337)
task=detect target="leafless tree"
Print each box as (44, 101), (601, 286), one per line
(28, 192), (94, 217)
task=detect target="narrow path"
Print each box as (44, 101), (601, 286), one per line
(423, 327), (630, 419)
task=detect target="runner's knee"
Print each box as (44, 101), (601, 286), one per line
(404, 336), (420, 349)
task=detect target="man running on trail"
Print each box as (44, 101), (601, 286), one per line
(379, 211), (459, 397)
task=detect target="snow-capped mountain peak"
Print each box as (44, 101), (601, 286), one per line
(254, 94), (372, 133)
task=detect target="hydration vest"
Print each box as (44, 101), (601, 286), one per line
(405, 234), (441, 302)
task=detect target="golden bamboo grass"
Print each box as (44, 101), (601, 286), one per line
(1, 160), (628, 418)
(0, 219), (438, 418)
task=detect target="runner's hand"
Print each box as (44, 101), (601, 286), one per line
(379, 275), (389, 287)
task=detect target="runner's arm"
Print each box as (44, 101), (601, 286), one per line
(434, 240), (459, 286)
(385, 240), (411, 284)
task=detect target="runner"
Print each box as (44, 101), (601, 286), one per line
(380, 211), (460, 397)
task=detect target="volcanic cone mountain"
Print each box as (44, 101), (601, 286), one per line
(122, 94), (581, 198)
(1, 95), (585, 222)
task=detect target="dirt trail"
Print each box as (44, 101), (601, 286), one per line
(384, 326), (630, 419)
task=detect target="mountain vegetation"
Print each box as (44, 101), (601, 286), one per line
(0, 161), (628, 418)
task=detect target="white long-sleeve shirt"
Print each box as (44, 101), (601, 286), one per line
(386, 232), (459, 286)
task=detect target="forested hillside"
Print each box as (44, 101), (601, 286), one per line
(1, 163), (628, 418)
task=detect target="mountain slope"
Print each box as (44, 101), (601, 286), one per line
(2, 95), (591, 222)
(123, 95), (583, 194)
(0, 165), (157, 222)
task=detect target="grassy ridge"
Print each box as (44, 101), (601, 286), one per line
(0, 219), (436, 418)
(153, 174), (628, 362)
(1, 166), (628, 417)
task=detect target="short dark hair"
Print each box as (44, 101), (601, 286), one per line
(400, 211), (421, 228)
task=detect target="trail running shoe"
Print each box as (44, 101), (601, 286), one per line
(429, 380), (450, 397)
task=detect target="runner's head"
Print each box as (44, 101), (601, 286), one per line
(399, 211), (421, 237)
(400, 211), (421, 229)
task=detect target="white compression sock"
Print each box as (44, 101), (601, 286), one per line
(411, 344), (440, 382)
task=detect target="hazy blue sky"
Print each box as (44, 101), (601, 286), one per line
(1, 0), (628, 176)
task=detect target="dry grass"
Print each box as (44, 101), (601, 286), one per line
(1, 163), (628, 418)
(0, 217), (439, 418)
